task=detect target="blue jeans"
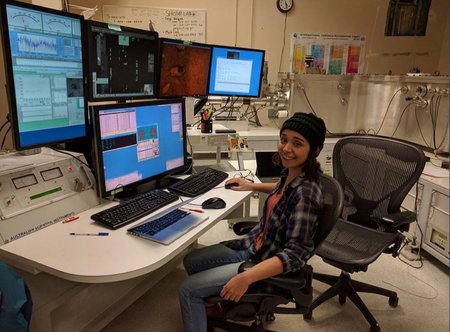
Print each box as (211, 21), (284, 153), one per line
(179, 243), (254, 332)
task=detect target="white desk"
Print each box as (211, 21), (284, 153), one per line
(0, 172), (253, 331)
(187, 124), (233, 163)
(402, 164), (449, 266)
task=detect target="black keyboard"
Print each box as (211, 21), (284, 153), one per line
(91, 189), (179, 229)
(130, 209), (189, 235)
(168, 167), (228, 197)
(215, 129), (236, 134)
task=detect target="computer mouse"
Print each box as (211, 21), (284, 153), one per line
(201, 197), (226, 209)
(225, 182), (239, 189)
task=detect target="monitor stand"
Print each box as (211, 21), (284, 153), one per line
(18, 148), (41, 155)
(113, 187), (139, 201)
(155, 176), (182, 190)
(113, 176), (182, 201)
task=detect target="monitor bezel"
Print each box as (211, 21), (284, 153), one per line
(0, 0), (89, 151)
(157, 38), (212, 98)
(85, 20), (159, 102)
(207, 44), (265, 98)
(91, 98), (188, 199)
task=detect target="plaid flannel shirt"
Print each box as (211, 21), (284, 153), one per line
(223, 169), (323, 274)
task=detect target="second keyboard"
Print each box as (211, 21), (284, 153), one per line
(91, 189), (179, 229)
(168, 167), (228, 197)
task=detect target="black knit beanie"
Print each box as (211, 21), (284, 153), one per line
(280, 112), (326, 155)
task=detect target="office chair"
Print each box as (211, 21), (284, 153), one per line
(303, 136), (426, 332)
(0, 261), (33, 331)
(206, 173), (344, 332)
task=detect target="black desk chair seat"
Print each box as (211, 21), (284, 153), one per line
(304, 136), (426, 332)
(206, 173), (344, 332)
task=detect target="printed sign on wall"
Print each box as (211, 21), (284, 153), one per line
(103, 5), (206, 43)
(290, 33), (366, 75)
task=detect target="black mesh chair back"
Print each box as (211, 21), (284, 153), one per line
(333, 136), (426, 231)
(305, 136), (427, 332)
(314, 174), (344, 248)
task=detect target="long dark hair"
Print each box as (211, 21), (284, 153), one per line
(272, 149), (322, 182)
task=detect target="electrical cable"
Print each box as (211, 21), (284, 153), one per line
(0, 119), (9, 134)
(375, 88), (402, 135)
(186, 133), (194, 160)
(278, 13), (288, 73)
(300, 87), (317, 116)
(50, 147), (93, 172)
(390, 102), (413, 137)
(397, 183), (424, 269)
(1, 125), (11, 151)
(429, 94), (437, 148)
(414, 106), (432, 148)
(299, 86), (342, 136)
(382, 270), (438, 300)
(253, 104), (265, 127)
(434, 95), (448, 150)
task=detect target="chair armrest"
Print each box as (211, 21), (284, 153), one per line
(381, 210), (416, 228)
(238, 261), (309, 291)
(233, 222), (258, 235)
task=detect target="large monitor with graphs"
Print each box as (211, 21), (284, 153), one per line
(91, 98), (187, 198)
(158, 38), (212, 98)
(85, 20), (159, 101)
(0, 0), (88, 151)
(208, 45), (265, 97)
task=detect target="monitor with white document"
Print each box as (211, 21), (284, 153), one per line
(208, 45), (265, 98)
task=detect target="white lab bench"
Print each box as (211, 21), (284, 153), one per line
(403, 165), (449, 266)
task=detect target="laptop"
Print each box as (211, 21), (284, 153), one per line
(255, 152), (283, 183)
(127, 208), (209, 245)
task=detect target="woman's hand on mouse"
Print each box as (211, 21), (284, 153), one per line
(225, 178), (254, 191)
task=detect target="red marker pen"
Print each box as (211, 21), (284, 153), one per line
(63, 216), (79, 224)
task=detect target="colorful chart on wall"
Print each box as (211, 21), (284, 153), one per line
(290, 33), (366, 75)
(102, 5), (206, 43)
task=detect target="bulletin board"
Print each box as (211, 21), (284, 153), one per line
(102, 5), (206, 42)
(290, 33), (366, 75)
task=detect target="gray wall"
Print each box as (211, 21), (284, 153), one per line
(291, 75), (449, 153)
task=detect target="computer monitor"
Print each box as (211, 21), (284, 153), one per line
(208, 45), (265, 97)
(85, 20), (159, 101)
(91, 98), (187, 198)
(158, 38), (212, 98)
(0, 0), (88, 151)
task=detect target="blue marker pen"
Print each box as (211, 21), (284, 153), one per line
(70, 232), (109, 236)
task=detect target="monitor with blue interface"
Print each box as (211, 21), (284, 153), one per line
(0, 0), (88, 150)
(208, 45), (265, 97)
(86, 20), (159, 101)
(91, 98), (187, 198)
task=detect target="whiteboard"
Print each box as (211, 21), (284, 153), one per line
(102, 5), (206, 43)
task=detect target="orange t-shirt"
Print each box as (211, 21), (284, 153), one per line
(254, 190), (283, 251)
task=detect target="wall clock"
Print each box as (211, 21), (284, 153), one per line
(277, 0), (294, 13)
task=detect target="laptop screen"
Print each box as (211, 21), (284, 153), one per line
(255, 152), (283, 179)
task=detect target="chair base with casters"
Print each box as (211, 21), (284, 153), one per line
(304, 270), (398, 332)
(206, 262), (314, 332)
(303, 218), (404, 332)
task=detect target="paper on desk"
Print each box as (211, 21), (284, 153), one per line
(422, 164), (449, 178)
